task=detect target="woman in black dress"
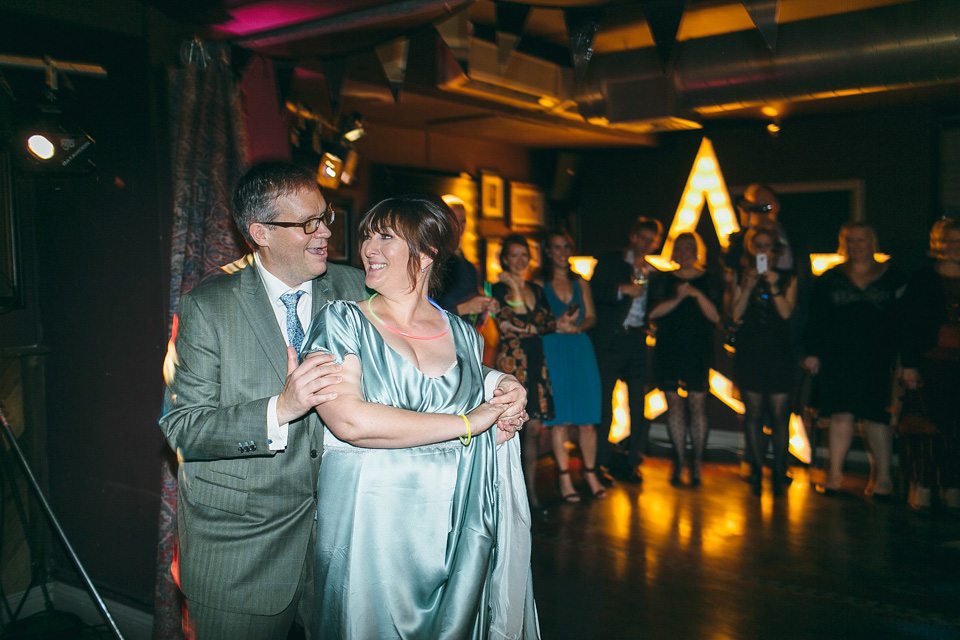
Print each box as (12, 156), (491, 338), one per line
(730, 227), (798, 496)
(492, 234), (556, 514)
(803, 222), (906, 498)
(900, 217), (960, 511)
(649, 232), (722, 487)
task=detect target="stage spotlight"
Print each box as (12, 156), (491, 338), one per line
(340, 112), (364, 143)
(317, 151), (343, 190)
(26, 134), (55, 160)
(14, 94), (96, 173)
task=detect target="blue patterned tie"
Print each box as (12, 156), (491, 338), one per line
(280, 291), (305, 353)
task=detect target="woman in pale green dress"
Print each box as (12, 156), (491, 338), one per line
(302, 194), (540, 640)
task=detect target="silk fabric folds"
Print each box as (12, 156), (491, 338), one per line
(302, 301), (540, 639)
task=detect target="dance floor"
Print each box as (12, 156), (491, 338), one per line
(529, 458), (960, 640)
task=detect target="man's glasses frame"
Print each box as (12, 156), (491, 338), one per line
(262, 205), (336, 234)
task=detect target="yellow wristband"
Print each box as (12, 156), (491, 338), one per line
(458, 413), (471, 446)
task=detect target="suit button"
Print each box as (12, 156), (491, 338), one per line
(310, 449), (319, 458)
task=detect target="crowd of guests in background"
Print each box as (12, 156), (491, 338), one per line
(440, 183), (960, 514)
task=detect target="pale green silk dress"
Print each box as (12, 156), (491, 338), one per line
(302, 301), (540, 640)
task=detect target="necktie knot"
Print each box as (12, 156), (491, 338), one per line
(280, 291), (306, 353)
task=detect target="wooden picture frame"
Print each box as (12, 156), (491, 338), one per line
(481, 172), (504, 219)
(327, 199), (352, 263)
(509, 181), (545, 228)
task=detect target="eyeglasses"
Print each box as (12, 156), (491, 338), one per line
(263, 205), (336, 234)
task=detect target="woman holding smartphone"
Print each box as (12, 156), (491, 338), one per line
(539, 229), (606, 502)
(730, 227), (798, 496)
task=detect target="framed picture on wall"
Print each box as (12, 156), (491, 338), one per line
(481, 172), (504, 219)
(328, 199), (352, 263)
(509, 182), (545, 228)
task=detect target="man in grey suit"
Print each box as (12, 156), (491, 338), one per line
(160, 162), (526, 639)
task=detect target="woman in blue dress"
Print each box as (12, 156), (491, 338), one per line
(539, 229), (606, 501)
(302, 195), (540, 639)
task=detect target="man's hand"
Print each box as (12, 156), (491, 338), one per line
(276, 348), (343, 424)
(620, 282), (644, 298)
(489, 374), (528, 434)
(802, 356), (820, 376)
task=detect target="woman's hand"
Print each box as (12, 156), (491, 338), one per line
(741, 268), (759, 291)
(677, 282), (702, 301)
(499, 271), (523, 292)
(466, 402), (509, 436)
(762, 270), (780, 286)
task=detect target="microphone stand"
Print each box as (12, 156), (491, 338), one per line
(0, 402), (125, 639)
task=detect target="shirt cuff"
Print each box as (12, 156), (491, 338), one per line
(483, 370), (506, 402)
(267, 395), (289, 451)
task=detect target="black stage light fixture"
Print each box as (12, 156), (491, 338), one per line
(0, 54), (104, 174)
(14, 90), (96, 173)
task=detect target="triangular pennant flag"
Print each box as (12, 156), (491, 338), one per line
(496, 32), (522, 71)
(321, 57), (349, 118)
(742, 0), (779, 50)
(229, 44), (255, 80)
(564, 7), (605, 85)
(639, 0), (688, 72)
(375, 37), (409, 103)
(435, 6), (471, 68)
(495, 1), (531, 70)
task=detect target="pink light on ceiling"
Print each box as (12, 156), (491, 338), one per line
(213, 0), (388, 37)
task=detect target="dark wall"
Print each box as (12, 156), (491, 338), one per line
(539, 105), (948, 272)
(1, 11), (168, 605)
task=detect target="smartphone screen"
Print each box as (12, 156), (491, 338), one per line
(756, 253), (768, 273)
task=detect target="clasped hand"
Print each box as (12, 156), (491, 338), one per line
(276, 348), (343, 425)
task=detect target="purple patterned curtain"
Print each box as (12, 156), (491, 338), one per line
(153, 42), (248, 640)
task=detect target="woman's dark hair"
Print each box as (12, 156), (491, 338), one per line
(540, 228), (576, 282)
(358, 194), (457, 295)
(499, 233), (530, 271)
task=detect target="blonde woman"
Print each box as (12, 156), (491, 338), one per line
(730, 227), (798, 496)
(648, 232), (722, 487)
(803, 222), (906, 499)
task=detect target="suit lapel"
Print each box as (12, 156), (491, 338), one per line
(235, 263), (287, 383)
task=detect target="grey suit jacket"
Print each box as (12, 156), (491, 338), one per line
(160, 257), (367, 615)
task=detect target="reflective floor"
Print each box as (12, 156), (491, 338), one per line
(529, 458), (960, 640)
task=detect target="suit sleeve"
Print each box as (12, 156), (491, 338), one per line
(160, 292), (274, 462)
(590, 255), (625, 306)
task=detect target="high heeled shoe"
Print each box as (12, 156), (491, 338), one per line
(557, 469), (581, 503)
(670, 463), (684, 487)
(583, 468), (608, 499)
(689, 461), (702, 488)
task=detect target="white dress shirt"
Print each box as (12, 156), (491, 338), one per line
(255, 253), (312, 451)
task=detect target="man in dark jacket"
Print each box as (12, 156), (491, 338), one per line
(590, 216), (663, 483)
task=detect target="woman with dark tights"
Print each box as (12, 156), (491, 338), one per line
(730, 227), (798, 496)
(648, 232), (722, 487)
